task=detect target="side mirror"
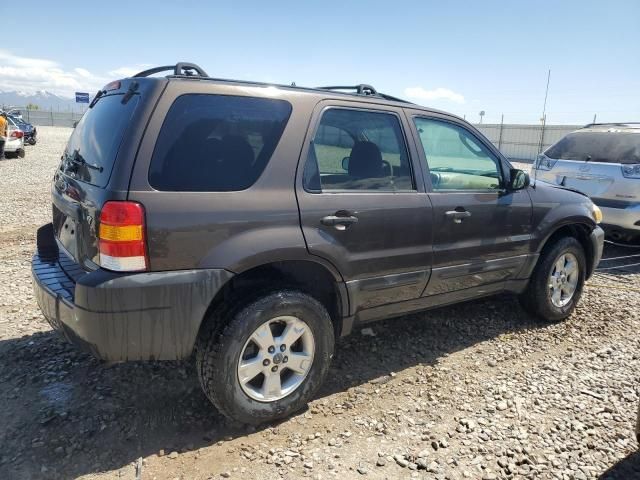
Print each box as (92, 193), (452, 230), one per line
(341, 156), (350, 171)
(509, 168), (530, 190)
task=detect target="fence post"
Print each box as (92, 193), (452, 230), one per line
(498, 114), (504, 150)
(50, 109), (54, 126)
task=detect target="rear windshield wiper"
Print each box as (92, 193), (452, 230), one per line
(66, 150), (103, 172)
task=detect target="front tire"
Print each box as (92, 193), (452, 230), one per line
(520, 236), (586, 322)
(196, 290), (335, 425)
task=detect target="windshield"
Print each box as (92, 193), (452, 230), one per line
(545, 131), (640, 164)
(60, 93), (139, 187)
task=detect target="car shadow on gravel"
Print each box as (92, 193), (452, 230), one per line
(599, 451), (640, 479)
(0, 294), (546, 479)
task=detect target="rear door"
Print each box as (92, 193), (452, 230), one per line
(296, 100), (433, 313)
(407, 112), (532, 296)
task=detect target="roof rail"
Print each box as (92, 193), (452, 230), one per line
(317, 84), (379, 96)
(133, 62), (209, 78)
(316, 84), (411, 104)
(583, 122), (640, 129)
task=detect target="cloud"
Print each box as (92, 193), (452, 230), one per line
(108, 65), (152, 78)
(404, 86), (465, 104)
(0, 50), (150, 98)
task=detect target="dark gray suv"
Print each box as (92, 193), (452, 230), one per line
(32, 62), (604, 424)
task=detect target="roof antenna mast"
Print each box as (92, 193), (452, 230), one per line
(533, 68), (551, 188)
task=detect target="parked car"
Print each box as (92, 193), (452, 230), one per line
(9, 115), (37, 145)
(533, 123), (640, 244)
(32, 62), (604, 425)
(3, 116), (25, 159)
(636, 402), (640, 445)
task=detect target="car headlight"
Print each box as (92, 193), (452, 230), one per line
(590, 203), (603, 224)
(535, 154), (557, 171)
(621, 164), (640, 179)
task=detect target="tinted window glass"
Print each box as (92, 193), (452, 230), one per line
(60, 94), (139, 187)
(545, 132), (640, 164)
(304, 108), (414, 192)
(414, 118), (501, 191)
(149, 94), (292, 191)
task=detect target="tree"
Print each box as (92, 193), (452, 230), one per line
(26, 103), (39, 111)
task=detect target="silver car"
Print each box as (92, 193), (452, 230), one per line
(533, 123), (640, 243)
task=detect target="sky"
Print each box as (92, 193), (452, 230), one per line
(0, 0), (638, 124)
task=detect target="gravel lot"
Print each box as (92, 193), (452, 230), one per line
(0, 127), (639, 480)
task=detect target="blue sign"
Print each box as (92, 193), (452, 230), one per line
(75, 92), (90, 104)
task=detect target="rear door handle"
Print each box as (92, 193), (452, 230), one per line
(445, 210), (472, 224)
(321, 214), (359, 229)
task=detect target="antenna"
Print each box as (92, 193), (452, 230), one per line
(533, 69), (551, 188)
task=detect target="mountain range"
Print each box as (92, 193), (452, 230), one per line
(0, 90), (81, 111)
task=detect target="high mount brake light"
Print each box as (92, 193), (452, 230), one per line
(103, 80), (121, 91)
(98, 201), (148, 272)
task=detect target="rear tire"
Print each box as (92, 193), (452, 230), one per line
(519, 236), (586, 322)
(196, 290), (334, 425)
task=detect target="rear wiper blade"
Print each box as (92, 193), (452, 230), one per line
(67, 150), (103, 172)
(89, 89), (106, 109)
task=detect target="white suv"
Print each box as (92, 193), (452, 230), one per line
(534, 123), (640, 243)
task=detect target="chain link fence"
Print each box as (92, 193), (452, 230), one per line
(2, 106), (85, 128)
(476, 122), (582, 162)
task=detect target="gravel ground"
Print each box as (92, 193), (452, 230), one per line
(0, 127), (639, 480)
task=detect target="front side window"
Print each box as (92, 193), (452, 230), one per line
(149, 94), (292, 191)
(303, 108), (414, 192)
(414, 117), (502, 191)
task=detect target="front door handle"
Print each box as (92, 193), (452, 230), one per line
(445, 209), (471, 224)
(321, 213), (359, 230)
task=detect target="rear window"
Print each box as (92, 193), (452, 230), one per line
(60, 93), (139, 187)
(149, 94), (292, 191)
(545, 131), (640, 164)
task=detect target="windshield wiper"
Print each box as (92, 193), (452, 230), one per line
(67, 150), (103, 172)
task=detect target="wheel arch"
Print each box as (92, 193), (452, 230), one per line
(194, 259), (350, 354)
(537, 221), (596, 277)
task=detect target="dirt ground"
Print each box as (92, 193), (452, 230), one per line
(0, 127), (638, 480)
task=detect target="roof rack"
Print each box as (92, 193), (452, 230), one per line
(133, 62), (209, 78)
(583, 122), (640, 129)
(316, 84), (410, 103)
(129, 63), (411, 104)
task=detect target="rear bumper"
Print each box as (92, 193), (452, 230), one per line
(3, 137), (23, 152)
(588, 226), (605, 277)
(32, 223), (233, 361)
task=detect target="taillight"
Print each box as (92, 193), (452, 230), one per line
(10, 130), (24, 139)
(98, 201), (148, 272)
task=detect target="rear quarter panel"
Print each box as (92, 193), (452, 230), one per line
(127, 82), (324, 273)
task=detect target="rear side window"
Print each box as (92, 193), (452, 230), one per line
(545, 132), (640, 164)
(303, 108), (414, 192)
(60, 94), (139, 187)
(149, 94), (292, 191)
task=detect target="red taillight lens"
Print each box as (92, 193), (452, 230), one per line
(10, 130), (24, 139)
(98, 201), (148, 272)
